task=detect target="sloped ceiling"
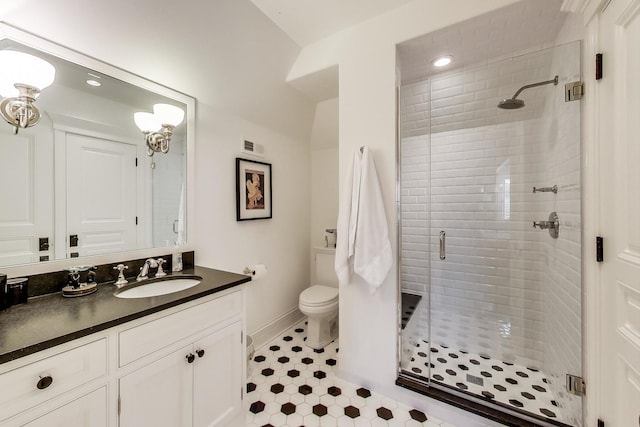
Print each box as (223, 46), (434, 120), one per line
(250, 0), (415, 47)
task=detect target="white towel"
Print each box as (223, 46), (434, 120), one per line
(335, 146), (392, 291)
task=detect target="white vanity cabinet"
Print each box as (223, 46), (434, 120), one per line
(0, 285), (246, 427)
(118, 289), (244, 427)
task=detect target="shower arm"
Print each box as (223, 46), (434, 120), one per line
(510, 76), (559, 100)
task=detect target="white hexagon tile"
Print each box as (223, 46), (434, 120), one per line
(246, 321), (452, 427)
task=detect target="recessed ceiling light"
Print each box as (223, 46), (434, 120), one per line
(86, 79), (102, 87)
(433, 56), (453, 67)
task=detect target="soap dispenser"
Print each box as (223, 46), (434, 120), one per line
(172, 244), (183, 272)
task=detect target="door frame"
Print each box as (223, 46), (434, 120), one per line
(574, 0), (615, 424)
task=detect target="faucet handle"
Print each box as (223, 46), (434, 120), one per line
(155, 258), (167, 277)
(113, 264), (129, 286)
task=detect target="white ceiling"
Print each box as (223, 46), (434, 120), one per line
(397, 0), (571, 83)
(249, 0), (415, 47)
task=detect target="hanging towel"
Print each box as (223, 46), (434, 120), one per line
(335, 146), (393, 291)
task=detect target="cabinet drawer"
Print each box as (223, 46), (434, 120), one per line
(119, 291), (241, 366)
(23, 387), (107, 427)
(0, 339), (107, 421)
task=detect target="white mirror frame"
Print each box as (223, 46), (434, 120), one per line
(0, 22), (196, 277)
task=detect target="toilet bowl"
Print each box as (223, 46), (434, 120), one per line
(299, 247), (339, 349)
(299, 285), (338, 349)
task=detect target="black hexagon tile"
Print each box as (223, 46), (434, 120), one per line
(327, 386), (341, 396)
(409, 409), (427, 422)
(312, 404), (327, 417)
(344, 405), (360, 418)
(376, 407), (393, 420)
(298, 384), (312, 395)
(280, 402), (295, 415)
(356, 387), (371, 398)
(249, 401), (265, 414)
(270, 383), (284, 394)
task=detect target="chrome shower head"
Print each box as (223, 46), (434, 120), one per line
(497, 98), (525, 109)
(497, 75), (558, 110)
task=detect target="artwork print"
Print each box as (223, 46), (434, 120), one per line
(245, 169), (264, 210)
(236, 158), (272, 221)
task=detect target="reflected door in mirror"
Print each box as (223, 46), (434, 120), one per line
(0, 125), (54, 264)
(66, 134), (137, 257)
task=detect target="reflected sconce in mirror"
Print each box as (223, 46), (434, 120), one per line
(134, 103), (185, 156)
(0, 51), (56, 134)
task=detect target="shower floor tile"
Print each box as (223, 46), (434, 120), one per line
(247, 321), (451, 427)
(405, 341), (570, 425)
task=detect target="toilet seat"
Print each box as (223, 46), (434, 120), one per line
(299, 285), (338, 307)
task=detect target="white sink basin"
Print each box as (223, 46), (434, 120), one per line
(114, 276), (202, 299)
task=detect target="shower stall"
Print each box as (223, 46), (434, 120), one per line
(396, 24), (583, 427)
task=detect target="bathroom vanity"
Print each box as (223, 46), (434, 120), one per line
(0, 266), (251, 427)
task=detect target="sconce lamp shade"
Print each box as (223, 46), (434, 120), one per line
(0, 50), (56, 94)
(134, 112), (161, 133)
(153, 103), (184, 127)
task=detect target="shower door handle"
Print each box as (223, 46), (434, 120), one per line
(439, 231), (446, 260)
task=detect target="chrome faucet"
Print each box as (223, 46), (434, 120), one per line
(137, 258), (159, 281)
(155, 258), (167, 277)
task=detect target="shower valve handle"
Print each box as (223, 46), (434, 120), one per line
(533, 212), (560, 239)
(532, 221), (556, 230)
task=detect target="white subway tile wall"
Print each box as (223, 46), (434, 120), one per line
(399, 42), (582, 425)
(152, 137), (186, 247)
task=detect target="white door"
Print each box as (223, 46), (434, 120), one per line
(193, 322), (243, 427)
(598, 0), (640, 424)
(23, 387), (107, 427)
(119, 345), (193, 427)
(66, 133), (137, 257)
(0, 125), (53, 265)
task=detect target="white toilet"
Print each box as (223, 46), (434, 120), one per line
(299, 247), (339, 349)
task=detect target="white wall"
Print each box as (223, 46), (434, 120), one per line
(193, 104), (310, 335)
(1, 0), (315, 336)
(310, 97), (339, 250)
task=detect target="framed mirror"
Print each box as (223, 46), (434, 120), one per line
(0, 23), (196, 270)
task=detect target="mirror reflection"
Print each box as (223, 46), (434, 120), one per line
(0, 38), (188, 268)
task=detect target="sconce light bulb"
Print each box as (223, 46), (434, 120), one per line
(153, 103), (184, 127)
(0, 50), (56, 91)
(134, 112), (161, 133)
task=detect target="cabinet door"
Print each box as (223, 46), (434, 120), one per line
(119, 345), (193, 427)
(24, 387), (107, 427)
(193, 321), (243, 427)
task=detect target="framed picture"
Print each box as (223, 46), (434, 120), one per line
(236, 158), (272, 221)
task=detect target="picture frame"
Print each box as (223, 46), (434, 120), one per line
(236, 158), (272, 221)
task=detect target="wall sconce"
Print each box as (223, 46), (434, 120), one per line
(134, 103), (185, 156)
(0, 51), (56, 135)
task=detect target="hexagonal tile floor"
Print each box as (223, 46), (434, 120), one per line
(246, 320), (452, 427)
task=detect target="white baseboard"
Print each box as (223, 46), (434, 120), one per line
(249, 308), (305, 350)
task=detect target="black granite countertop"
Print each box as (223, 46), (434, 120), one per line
(0, 266), (251, 365)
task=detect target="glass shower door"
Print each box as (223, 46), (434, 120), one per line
(399, 41), (583, 426)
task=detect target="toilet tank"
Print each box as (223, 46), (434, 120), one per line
(314, 247), (338, 287)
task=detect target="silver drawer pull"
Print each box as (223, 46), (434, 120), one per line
(439, 231), (446, 260)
